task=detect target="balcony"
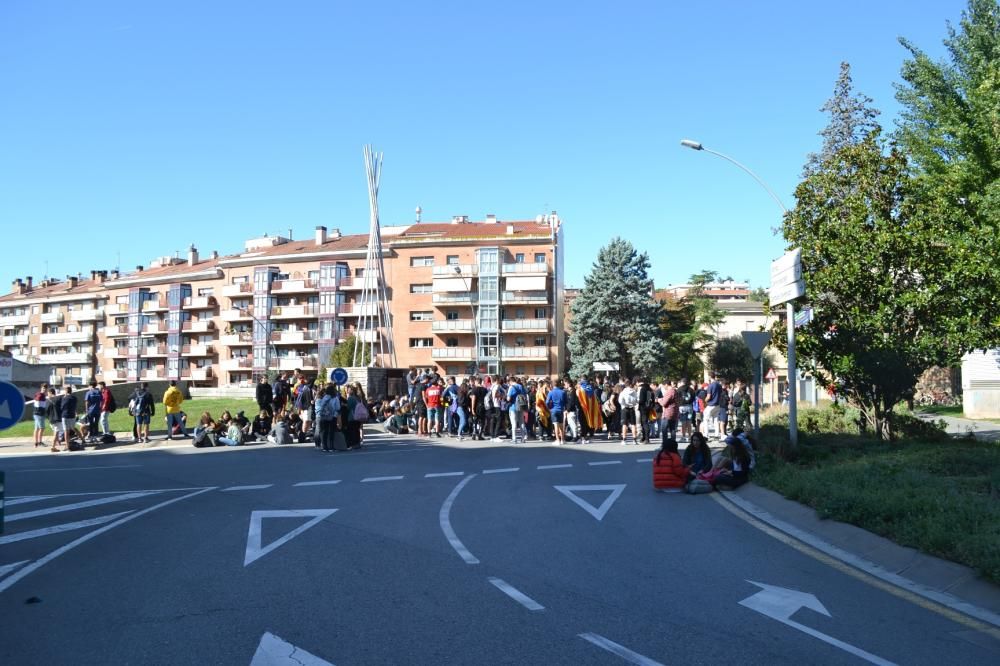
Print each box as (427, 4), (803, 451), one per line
(502, 262), (549, 275)
(220, 333), (253, 346)
(182, 296), (217, 310)
(142, 298), (168, 312)
(336, 303), (377, 318)
(432, 264), (479, 276)
(0, 314), (30, 326)
(70, 308), (105, 322)
(182, 344), (214, 356)
(431, 347), (474, 360)
(1, 334), (29, 346)
(40, 311), (64, 324)
(271, 304), (319, 319)
(271, 279), (318, 294)
(104, 347), (127, 359)
(277, 355), (318, 371)
(105, 325), (129, 337)
(501, 291), (548, 304)
(271, 330), (319, 344)
(38, 351), (93, 364)
(501, 346), (547, 359)
(222, 282), (254, 297)
(143, 322), (168, 335)
(431, 319), (475, 332)
(142, 368), (165, 380)
(432, 293), (478, 305)
(222, 357), (254, 370)
(221, 308), (254, 322)
(502, 319), (548, 331)
(182, 320), (215, 333)
(103, 369), (126, 381)
(184, 367), (213, 381)
(141, 345), (169, 357)
(337, 272), (381, 291)
(40, 330), (93, 344)
(356, 329), (379, 343)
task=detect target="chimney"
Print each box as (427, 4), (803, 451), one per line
(211, 250), (218, 260)
(315, 226), (327, 246)
(25, 276), (33, 291)
(97, 271), (107, 284)
(11, 278), (24, 295)
(188, 244), (199, 266)
(506, 224), (515, 235)
(67, 275), (79, 289)
(485, 214), (497, 224)
(111, 270), (120, 280)
(451, 215), (468, 224)
(329, 228), (341, 240)
(90, 270), (98, 282)
(136, 265), (144, 272)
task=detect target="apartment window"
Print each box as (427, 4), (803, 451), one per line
(515, 337), (525, 347)
(308, 270), (320, 280)
(233, 275), (249, 284)
(534, 308), (546, 319)
(534, 337), (546, 347)
(410, 311), (433, 322)
(446, 311), (459, 321)
(410, 284), (432, 294)
(515, 253), (525, 263)
(446, 338), (458, 348)
(410, 256), (434, 267)
(116, 295), (128, 304)
(198, 287), (214, 296)
(446, 255), (460, 265)
(534, 365), (546, 376)
(409, 338), (433, 348)
(32, 305), (40, 314)
(534, 253), (545, 264)
(515, 309), (525, 319)
(516, 365), (525, 375)
(355, 268), (365, 277)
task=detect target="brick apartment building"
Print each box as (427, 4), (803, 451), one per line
(0, 214), (566, 387)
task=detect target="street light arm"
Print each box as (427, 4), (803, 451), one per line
(682, 141), (788, 214)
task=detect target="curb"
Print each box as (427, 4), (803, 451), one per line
(716, 488), (1000, 631)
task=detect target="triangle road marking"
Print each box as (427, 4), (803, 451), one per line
(249, 631), (333, 665)
(244, 509), (338, 567)
(553, 484), (626, 521)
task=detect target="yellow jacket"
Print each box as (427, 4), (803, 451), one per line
(163, 386), (184, 414)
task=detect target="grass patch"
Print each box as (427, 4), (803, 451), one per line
(753, 436), (1000, 583)
(918, 405), (964, 417)
(1, 398), (261, 438)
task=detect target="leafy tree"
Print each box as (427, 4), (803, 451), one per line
(568, 238), (666, 378)
(895, 0), (1000, 349)
(656, 271), (725, 381)
(326, 334), (370, 369)
(746, 287), (769, 304)
(708, 336), (774, 384)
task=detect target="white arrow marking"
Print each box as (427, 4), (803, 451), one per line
(0, 561), (30, 579)
(740, 581), (896, 665)
(250, 631), (333, 665)
(244, 509), (338, 567)
(0, 400), (10, 420)
(6, 491), (160, 522)
(0, 511), (134, 545)
(553, 484), (626, 521)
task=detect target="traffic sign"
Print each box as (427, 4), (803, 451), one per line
(740, 331), (772, 359)
(0, 381), (25, 431)
(331, 367), (349, 386)
(770, 263), (802, 289)
(770, 249), (802, 285)
(794, 307), (813, 328)
(770, 279), (806, 306)
(765, 368), (777, 381)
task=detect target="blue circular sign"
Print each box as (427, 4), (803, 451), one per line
(0, 381), (26, 431)
(331, 368), (348, 386)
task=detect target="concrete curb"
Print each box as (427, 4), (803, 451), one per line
(718, 484), (1000, 629)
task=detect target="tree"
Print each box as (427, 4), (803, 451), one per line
(802, 62), (881, 177)
(568, 238), (666, 378)
(895, 0), (1000, 350)
(708, 336), (774, 384)
(326, 335), (370, 369)
(656, 271), (725, 381)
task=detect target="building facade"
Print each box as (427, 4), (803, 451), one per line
(0, 215), (565, 388)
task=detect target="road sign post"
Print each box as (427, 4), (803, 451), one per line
(770, 250), (803, 450)
(741, 331), (771, 440)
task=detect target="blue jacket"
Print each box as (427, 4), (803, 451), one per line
(85, 388), (103, 415)
(59, 393), (78, 419)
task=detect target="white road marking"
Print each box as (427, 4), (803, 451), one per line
(19, 464), (142, 472)
(487, 577), (545, 611)
(5, 487), (207, 499)
(222, 485), (274, 492)
(0, 511), (134, 545)
(361, 476), (404, 482)
(293, 480), (342, 487)
(425, 472), (464, 478)
(3, 495), (58, 506)
(250, 630), (334, 665)
(439, 474), (479, 565)
(588, 460), (622, 466)
(578, 632), (664, 666)
(0, 487), (216, 594)
(553, 484), (627, 521)
(537, 464), (573, 470)
(0, 561), (30, 578)
(6, 491), (159, 523)
(636, 458), (652, 463)
(244, 509), (338, 567)
(483, 467), (519, 474)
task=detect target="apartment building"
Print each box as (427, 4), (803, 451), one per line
(0, 214), (565, 387)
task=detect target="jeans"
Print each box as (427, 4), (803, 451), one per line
(219, 437), (239, 446)
(662, 417), (678, 442)
(565, 411), (579, 439)
(166, 412), (187, 437)
(454, 406), (467, 436)
(318, 419), (336, 450)
(87, 411), (100, 439)
(509, 408), (524, 441)
(100, 411), (111, 435)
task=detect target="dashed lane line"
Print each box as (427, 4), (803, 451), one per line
(578, 632), (664, 666)
(487, 577), (545, 611)
(221, 484), (274, 492)
(361, 476), (405, 483)
(482, 467), (520, 474)
(537, 464), (573, 470)
(636, 458), (652, 463)
(425, 472), (465, 478)
(293, 480), (342, 487)
(588, 460), (622, 466)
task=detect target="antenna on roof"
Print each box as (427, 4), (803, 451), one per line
(415, 206), (422, 223)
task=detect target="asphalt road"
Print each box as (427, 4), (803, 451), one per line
(0, 431), (997, 665)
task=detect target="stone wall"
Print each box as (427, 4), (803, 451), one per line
(333, 367), (409, 401)
(19, 380), (189, 422)
(913, 366), (961, 406)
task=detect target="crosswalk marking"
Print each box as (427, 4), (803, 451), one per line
(0, 511), (134, 545)
(6, 491), (160, 523)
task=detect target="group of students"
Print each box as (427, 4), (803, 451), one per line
(651, 429), (757, 493)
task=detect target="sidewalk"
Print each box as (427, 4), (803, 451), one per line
(918, 412), (1000, 442)
(721, 483), (1000, 630)
(0, 431), (193, 457)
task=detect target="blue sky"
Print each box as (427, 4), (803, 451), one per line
(0, 0), (966, 290)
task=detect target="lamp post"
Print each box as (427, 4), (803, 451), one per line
(681, 138), (799, 448)
(454, 265), (478, 376)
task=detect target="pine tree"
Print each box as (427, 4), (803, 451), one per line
(803, 62), (881, 178)
(568, 238), (666, 378)
(326, 335), (370, 368)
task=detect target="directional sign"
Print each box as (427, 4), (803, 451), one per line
(739, 581), (894, 665)
(771, 263), (802, 289)
(250, 631), (333, 666)
(740, 332), (772, 360)
(794, 307), (813, 328)
(331, 367), (348, 386)
(765, 368), (777, 381)
(770, 249), (802, 284)
(244, 509), (338, 566)
(0, 381), (25, 431)
(769, 279), (806, 306)
(553, 484), (626, 521)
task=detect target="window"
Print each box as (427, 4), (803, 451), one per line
(534, 253), (546, 264)
(198, 287), (214, 296)
(515, 309), (525, 319)
(446, 255), (460, 265)
(410, 311), (433, 322)
(535, 365), (546, 376)
(32, 305), (40, 314)
(534, 337), (546, 347)
(446, 338), (458, 347)
(410, 256), (434, 267)
(534, 308), (546, 319)
(116, 295), (128, 305)
(516, 365), (525, 375)
(515, 337), (525, 347)
(233, 275), (249, 284)
(410, 284), (432, 294)
(355, 268), (365, 277)
(515, 253), (525, 263)
(308, 270), (320, 280)
(409, 338), (433, 348)
(446, 311), (459, 321)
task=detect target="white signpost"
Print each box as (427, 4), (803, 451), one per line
(770, 249), (804, 448)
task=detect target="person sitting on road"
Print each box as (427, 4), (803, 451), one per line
(251, 409), (272, 441)
(711, 435), (752, 489)
(287, 410), (305, 442)
(681, 431), (713, 475)
(217, 412), (245, 446)
(192, 412), (219, 448)
(267, 412), (293, 445)
(385, 409), (409, 435)
(652, 437), (690, 492)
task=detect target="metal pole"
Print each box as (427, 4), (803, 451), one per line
(754, 357), (761, 439)
(786, 302), (798, 448)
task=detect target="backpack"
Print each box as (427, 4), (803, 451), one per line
(484, 388), (495, 410)
(682, 388), (694, 405)
(319, 396), (336, 422)
(106, 392), (118, 414)
(514, 389), (528, 410)
(685, 479), (714, 494)
(352, 401), (370, 422)
(100, 433), (117, 445)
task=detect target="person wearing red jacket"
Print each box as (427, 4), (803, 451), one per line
(652, 437), (689, 492)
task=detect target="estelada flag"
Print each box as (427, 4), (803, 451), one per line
(577, 385), (603, 430)
(535, 387), (550, 428)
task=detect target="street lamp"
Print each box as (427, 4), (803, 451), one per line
(680, 138), (799, 447)
(453, 265), (479, 376)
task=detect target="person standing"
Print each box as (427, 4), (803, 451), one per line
(99, 381), (114, 438)
(295, 378), (314, 439)
(506, 376), (528, 443)
(678, 379), (694, 442)
(545, 380), (567, 445)
(637, 378), (654, 444)
(84, 381), (103, 444)
(58, 385), (79, 450)
(470, 376), (488, 441)
(406, 367), (417, 402)
(424, 379), (443, 438)
(563, 379), (579, 442)
(163, 380), (187, 439)
(131, 383), (155, 443)
(703, 374), (722, 439)
(658, 380), (680, 443)
(576, 376), (602, 444)
(32, 382), (48, 448)
(46, 387), (62, 451)
(256, 375), (273, 414)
